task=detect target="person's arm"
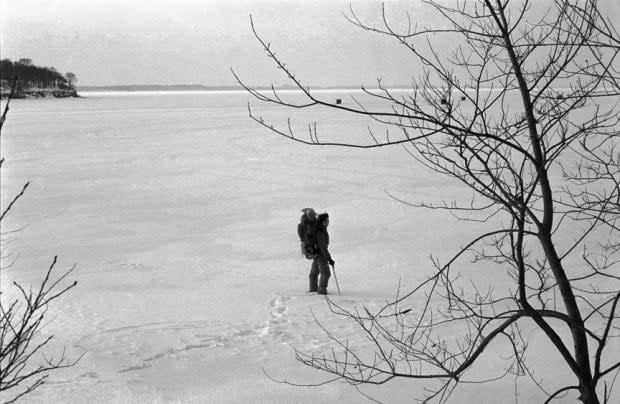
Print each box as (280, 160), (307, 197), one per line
(317, 232), (334, 265)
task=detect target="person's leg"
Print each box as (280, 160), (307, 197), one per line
(317, 260), (331, 294)
(309, 258), (319, 292)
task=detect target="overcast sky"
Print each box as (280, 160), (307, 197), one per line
(2, 0), (431, 87)
(2, 1), (619, 87)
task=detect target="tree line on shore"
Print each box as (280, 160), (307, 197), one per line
(0, 58), (77, 90)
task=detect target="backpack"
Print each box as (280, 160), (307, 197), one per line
(298, 208), (317, 259)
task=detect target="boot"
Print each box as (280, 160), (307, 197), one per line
(309, 275), (318, 293)
(318, 272), (330, 295)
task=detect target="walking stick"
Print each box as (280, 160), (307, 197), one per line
(330, 263), (341, 295)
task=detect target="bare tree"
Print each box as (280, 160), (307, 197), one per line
(1, 81), (78, 403)
(64, 72), (77, 88)
(234, 1), (620, 403)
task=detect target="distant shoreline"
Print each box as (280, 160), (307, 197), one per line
(78, 84), (239, 92)
(78, 84), (296, 92)
(76, 84), (409, 92)
(77, 84), (579, 93)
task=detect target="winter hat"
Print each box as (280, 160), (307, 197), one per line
(301, 208), (317, 221)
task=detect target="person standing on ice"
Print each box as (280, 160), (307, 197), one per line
(309, 213), (335, 295)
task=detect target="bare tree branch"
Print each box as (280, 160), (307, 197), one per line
(237, 1), (620, 403)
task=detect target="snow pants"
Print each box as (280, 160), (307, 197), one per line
(309, 257), (331, 293)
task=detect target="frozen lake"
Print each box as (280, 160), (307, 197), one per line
(0, 91), (616, 403)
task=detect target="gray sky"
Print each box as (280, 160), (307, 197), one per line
(2, 0), (428, 87)
(3, 1), (619, 87)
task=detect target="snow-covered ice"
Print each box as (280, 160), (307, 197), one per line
(1, 91), (616, 403)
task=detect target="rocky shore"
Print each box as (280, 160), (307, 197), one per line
(0, 87), (79, 99)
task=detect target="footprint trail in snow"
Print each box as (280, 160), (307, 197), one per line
(70, 292), (342, 378)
